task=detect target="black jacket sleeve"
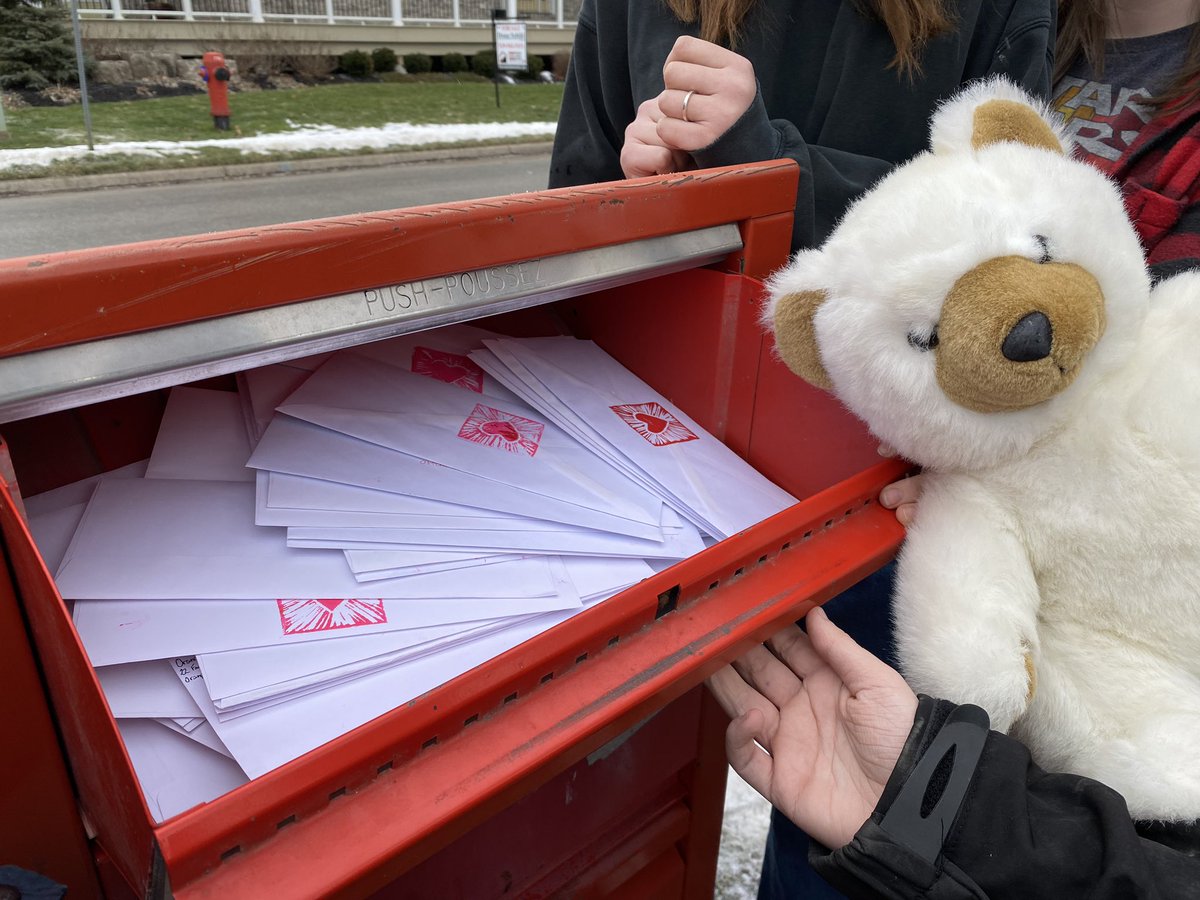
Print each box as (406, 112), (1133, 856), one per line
(547, 0), (629, 188)
(810, 696), (1200, 899)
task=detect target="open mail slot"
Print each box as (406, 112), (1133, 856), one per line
(0, 161), (906, 899)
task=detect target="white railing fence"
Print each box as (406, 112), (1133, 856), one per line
(50, 0), (579, 28)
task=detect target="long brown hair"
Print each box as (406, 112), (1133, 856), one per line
(1055, 0), (1200, 113)
(662, 0), (956, 77)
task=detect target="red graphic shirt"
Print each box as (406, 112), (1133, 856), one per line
(1052, 76), (1155, 172)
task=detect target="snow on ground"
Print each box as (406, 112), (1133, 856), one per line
(0, 120), (558, 172)
(717, 766), (772, 899)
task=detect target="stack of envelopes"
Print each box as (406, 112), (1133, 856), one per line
(24, 324), (796, 822)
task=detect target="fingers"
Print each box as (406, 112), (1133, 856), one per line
(731, 643), (803, 709)
(664, 34), (747, 71)
(662, 64), (732, 99)
(707, 662), (783, 752)
(725, 706), (775, 801)
(666, 88), (699, 123)
(620, 141), (683, 178)
(880, 472), (926, 526)
(879, 473), (922, 507)
(805, 607), (899, 694)
(707, 663), (771, 721)
(621, 99), (682, 178)
(763, 622), (827, 680)
(657, 35), (756, 150)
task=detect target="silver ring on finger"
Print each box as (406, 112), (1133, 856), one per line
(681, 89), (696, 123)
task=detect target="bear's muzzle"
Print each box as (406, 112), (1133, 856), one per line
(935, 255), (1106, 413)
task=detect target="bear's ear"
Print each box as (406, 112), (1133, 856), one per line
(930, 77), (1068, 157)
(970, 98), (1065, 154)
(770, 289), (832, 390)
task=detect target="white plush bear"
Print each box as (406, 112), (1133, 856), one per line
(765, 78), (1200, 823)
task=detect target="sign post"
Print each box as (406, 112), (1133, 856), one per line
(69, 0), (94, 151)
(491, 14), (527, 108)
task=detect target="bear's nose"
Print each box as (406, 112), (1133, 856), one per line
(1001, 311), (1053, 362)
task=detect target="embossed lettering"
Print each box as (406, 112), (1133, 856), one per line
(363, 260), (545, 318)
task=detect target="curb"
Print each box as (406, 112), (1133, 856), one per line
(0, 140), (555, 197)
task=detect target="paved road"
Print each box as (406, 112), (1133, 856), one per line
(0, 151), (554, 259)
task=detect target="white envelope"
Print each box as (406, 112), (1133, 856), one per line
(24, 459), (149, 520)
(196, 553), (651, 706)
(153, 716), (235, 759)
(265, 470), (509, 518)
(237, 364), (316, 445)
(277, 354), (663, 528)
(207, 623), (518, 717)
(145, 387), (254, 483)
(28, 501), (92, 580)
(479, 337), (797, 540)
(248, 414), (663, 540)
(348, 554), (523, 582)
(96, 659), (203, 719)
(474, 344), (719, 531)
(117, 719), (248, 823)
(559, 555), (655, 600)
(168, 593), (600, 778)
(73, 596), (537, 666)
(25, 462), (149, 577)
(235, 324), (510, 447)
(349, 322), (521, 403)
(284, 520), (701, 559)
(198, 615), (521, 707)
(54, 478), (579, 609)
(473, 345), (703, 522)
(257, 468), (647, 534)
(353, 554), (522, 580)
(472, 345), (659, 493)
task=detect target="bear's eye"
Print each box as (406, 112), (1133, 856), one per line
(907, 327), (939, 352)
(1034, 234), (1052, 264)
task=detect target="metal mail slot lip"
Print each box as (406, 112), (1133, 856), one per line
(0, 224), (742, 425)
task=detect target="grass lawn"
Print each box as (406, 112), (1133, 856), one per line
(0, 79), (564, 180)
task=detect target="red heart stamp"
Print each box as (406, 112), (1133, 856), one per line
(635, 413), (668, 434)
(612, 402), (699, 447)
(277, 599), (387, 635)
(411, 346), (485, 393)
(458, 403), (544, 456)
(480, 420), (519, 441)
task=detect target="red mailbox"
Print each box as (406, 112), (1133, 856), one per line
(199, 51), (232, 131)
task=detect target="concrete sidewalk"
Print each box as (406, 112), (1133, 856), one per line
(0, 140), (554, 197)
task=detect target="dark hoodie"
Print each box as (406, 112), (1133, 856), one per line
(549, 0), (1055, 249)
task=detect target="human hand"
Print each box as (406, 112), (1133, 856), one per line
(654, 35), (758, 152)
(620, 97), (694, 178)
(707, 607), (918, 849)
(877, 444), (925, 526)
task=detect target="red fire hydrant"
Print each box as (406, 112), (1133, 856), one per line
(199, 51), (232, 131)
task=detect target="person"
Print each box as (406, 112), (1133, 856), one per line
(548, 0), (1057, 252)
(818, 9), (1200, 893)
(1051, 1), (1200, 279)
(881, 0), (1200, 524)
(550, 3), (1056, 896)
(707, 607), (1200, 897)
